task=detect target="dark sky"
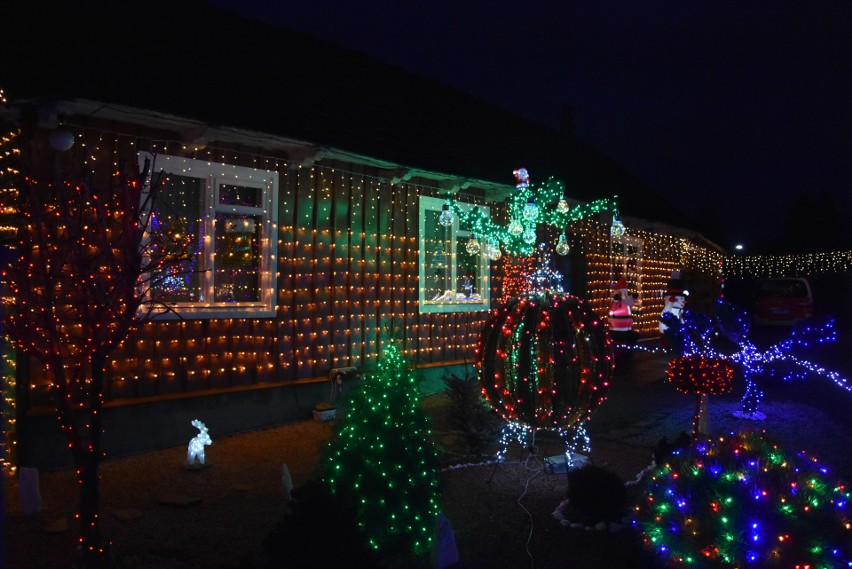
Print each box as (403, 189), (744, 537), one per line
(209, 0), (852, 251)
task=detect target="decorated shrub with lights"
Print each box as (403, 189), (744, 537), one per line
(475, 291), (613, 433)
(324, 340), (441, 557)
(633, 430), (851, 568)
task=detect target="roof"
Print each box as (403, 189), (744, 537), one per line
(2, 0), (694, 228)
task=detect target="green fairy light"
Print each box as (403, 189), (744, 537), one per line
(444, 172), (619, 256)
(324, 338), (441, 557)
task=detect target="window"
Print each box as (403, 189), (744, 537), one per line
(418, 195), (490, 313)
(139, 153), (278, 318)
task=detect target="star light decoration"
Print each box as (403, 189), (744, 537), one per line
(647, 300), (851, 420)
(438, 168), (622, 258)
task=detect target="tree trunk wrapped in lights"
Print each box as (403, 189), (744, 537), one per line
(475, 291), (613, 438)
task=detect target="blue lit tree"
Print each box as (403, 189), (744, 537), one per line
(659, 300), (848, 420)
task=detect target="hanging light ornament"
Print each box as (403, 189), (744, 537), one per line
(522, 226), (537, 245)
(438, 202), (454, 226)
(508, 218), (523, 236)
(555, 233), (570, 256)
(487, 239), (502, 261)
(610, 215), (626, 239)
(465, 236), (481, 255)
(557, 197), (570, 214)
(522, 197), (539, 222)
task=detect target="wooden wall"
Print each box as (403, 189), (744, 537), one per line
(26, 122), (498, 405)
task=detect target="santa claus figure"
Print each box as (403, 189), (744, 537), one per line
(609, 277), (636, 331)
(659, 276), (688, 334)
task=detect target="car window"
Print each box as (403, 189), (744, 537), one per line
(755, 279), (809, 299)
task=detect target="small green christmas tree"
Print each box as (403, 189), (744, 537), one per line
(324, 337), (442, 556)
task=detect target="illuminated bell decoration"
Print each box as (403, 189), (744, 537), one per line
(485, 239), (502, 261)
(522, 226), (536, 245)
(465, 237), (481, 255)
(438, 202), (454, 226)
(555, 234), (570, 256)
(508, 218), (523, 236)
(610, 217), (626, 239)
(556, 198), (570, 214)
(522, 198), (539, 222)
(475, 292), (613, 431)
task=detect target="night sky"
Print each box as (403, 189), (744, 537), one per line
(209, 1), (852, 251)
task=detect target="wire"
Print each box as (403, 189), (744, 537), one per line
(517, 430), (544, 569)
(518, 462), (543, 569)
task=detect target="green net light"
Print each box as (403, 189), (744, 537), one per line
(437, 169), (619, 257)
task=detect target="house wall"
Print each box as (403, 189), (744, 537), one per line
(23, 119), (499, 409)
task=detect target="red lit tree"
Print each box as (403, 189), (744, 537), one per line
(3, 126), (191, 567)
(665, 354), (735, 439)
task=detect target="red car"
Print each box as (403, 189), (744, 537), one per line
(752, 278), (813, 325)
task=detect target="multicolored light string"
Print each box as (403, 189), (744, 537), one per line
(633, 430), (851, 568)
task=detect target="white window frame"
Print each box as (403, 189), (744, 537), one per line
(418, 195), (490, 313)
(138, 153), (278, 319)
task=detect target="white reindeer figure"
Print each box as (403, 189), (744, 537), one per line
(187, 419), (212, 466)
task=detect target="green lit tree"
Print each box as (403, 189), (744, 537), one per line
(324, 337), (441, 557)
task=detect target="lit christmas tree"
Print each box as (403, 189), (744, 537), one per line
(324, 337), (442, 557)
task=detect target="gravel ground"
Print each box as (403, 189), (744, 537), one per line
(4, 350), (852, 569)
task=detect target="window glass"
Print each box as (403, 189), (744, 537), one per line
(214, 213), (260, 302)
(418, 195), (490, 313)
(139, 153), (278, 318)
(150, 173), (204, 302)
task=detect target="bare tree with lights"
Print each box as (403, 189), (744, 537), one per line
(3, 125), (193, 567)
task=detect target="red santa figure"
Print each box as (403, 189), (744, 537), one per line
(659, 275), (688, 334)
(609, 277), (636, 331)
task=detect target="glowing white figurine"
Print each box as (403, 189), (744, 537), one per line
(187, 419), (212, 466)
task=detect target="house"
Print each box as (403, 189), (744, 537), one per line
(0, 1), (724, 468)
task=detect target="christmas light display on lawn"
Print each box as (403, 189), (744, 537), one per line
(186, 419), (212, 468)
(475, 248), (614, 463)
(650, 300), (850, 422)
(708, 301), (846, 418)
(633, 430), (851, 568)
(438, 168), (621, 258)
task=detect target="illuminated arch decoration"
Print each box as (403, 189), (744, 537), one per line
(475, 290), (614, 461)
